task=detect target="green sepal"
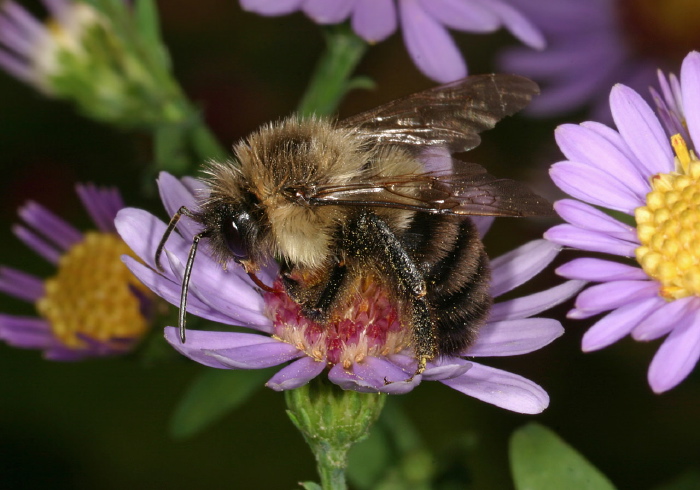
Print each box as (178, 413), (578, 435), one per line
(286, 377), (387, 490)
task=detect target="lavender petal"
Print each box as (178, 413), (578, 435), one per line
(12, 225), (61, 264)
(351, 0), (397, 42)
(418, 0), (499, 33)
(239, 0), (303, 16)
(479, 0), (544, 49)
(265, 356), (326, 391)
(545, 224), (638, 258)
(75, 183), (124, 233)
(556, 258), (648, 282)
(164, 327), (297, 368)
(157, 172), (204, 240)
(632, 296), (699, 341)
(0, 48), (33, 84)
(123, 257), (272, 331)
(549, 161), (643, 213)
(610, 84), (674, 176)
(489, 239), (559, 298)
(440, 362), (549, 414)
(472, 216), (494, 239)
(554, 124), (650, 197)
(163, 250), (271, 328)
(581, 296), (660, 351)
(574, 280), (658, 318)
(0, 314), (53, 349)
(328, 357), (419, 394)
(115, 208), (179, 270)
(580, 121), (637, 161)
(302, 0), (354, 24)
(18, 201), (83, 250)
(422, 356), (472, 381)
(466, 318), (563, 357)
(0, 16), (36, 56)
(399, 0), (466, 83)
(647, 308), (700, 393)
(680, 51), (700, 150)
(206, 341), (304, 369)
(554, 199), (638, 241)
(2, 2), (46, 40)
(0, 266), (45, 302)
(489, 280), (585, 322)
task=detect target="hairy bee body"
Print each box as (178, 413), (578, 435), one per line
(157, 74), (550, 378)
(198, 117), (490, 365)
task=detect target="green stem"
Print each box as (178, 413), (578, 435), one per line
(296, 24), (371, 117)
(285, 377), (386, 490)
(315, 442), (349, 490)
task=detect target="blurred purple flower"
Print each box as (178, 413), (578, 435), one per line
(116, 172), (581, 413)
(0, 0), (102, 94)
(545, 51), (700, 393)
(499, 0), (699, 121)
(0, 185), (154, 360)
(240, 0), (544, 83)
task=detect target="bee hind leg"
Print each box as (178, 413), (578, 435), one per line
(348, 211), (437, 384)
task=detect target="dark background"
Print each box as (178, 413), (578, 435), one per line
(0, 1), (698, 488)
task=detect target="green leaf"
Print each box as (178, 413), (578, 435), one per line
(653, 469), (700, 490)
(134, 0), (161, 49)
(299, 482), (323, 490)
(169, 368), (272, 439)
(347, 420), (391, 489)
(509, 423), (617, 490)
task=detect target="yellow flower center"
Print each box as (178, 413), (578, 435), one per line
(635, 134), (700, 301)
(618, 0), (700, 63)
(36, 232), (152, 349)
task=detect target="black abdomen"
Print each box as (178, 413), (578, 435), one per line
(401, 213), (492, 356)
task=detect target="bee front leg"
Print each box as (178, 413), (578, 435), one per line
(281, 259), (348, 323)
(347, 211), (437, 381)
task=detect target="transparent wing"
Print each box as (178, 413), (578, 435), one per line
(340, 74), (539, 153)
(284, 161), (554, 218)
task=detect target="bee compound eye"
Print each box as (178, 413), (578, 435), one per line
(222, 219), (248, 261)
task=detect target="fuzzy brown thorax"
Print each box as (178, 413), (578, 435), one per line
(215, 116), (422, 270)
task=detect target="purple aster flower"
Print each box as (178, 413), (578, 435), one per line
(498, 0), (699, 121)
(116, 172), (582, 413)
(0, 0), (103, 94)
(545, 51), (700, 393)
(0, 184), (154, 360)
(239, 0), (544, 83)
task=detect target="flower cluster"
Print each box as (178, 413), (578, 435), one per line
(240, 0), (544, 83)
(546, 51), (700, 393)
(116, 172), (582, 413)
(0, 0), (185, 128)
(0, 185), (153, 359)
(499, 0), (700, 120)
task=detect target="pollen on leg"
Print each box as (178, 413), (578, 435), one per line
(35, 232), (152, 349)
(635, 134), (700, 301)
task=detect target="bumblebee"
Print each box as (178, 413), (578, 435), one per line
(156, 74), (551, 379)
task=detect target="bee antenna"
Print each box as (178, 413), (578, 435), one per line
(179, 230), (210, 343)
(156, 206), (197, 272)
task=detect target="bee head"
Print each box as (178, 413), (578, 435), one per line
(214, 199), (261, 271)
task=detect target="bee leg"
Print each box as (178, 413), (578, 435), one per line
(305, 261), (347, 322)
(348, 212), (437, 382)
(281, 260), (348, 323)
